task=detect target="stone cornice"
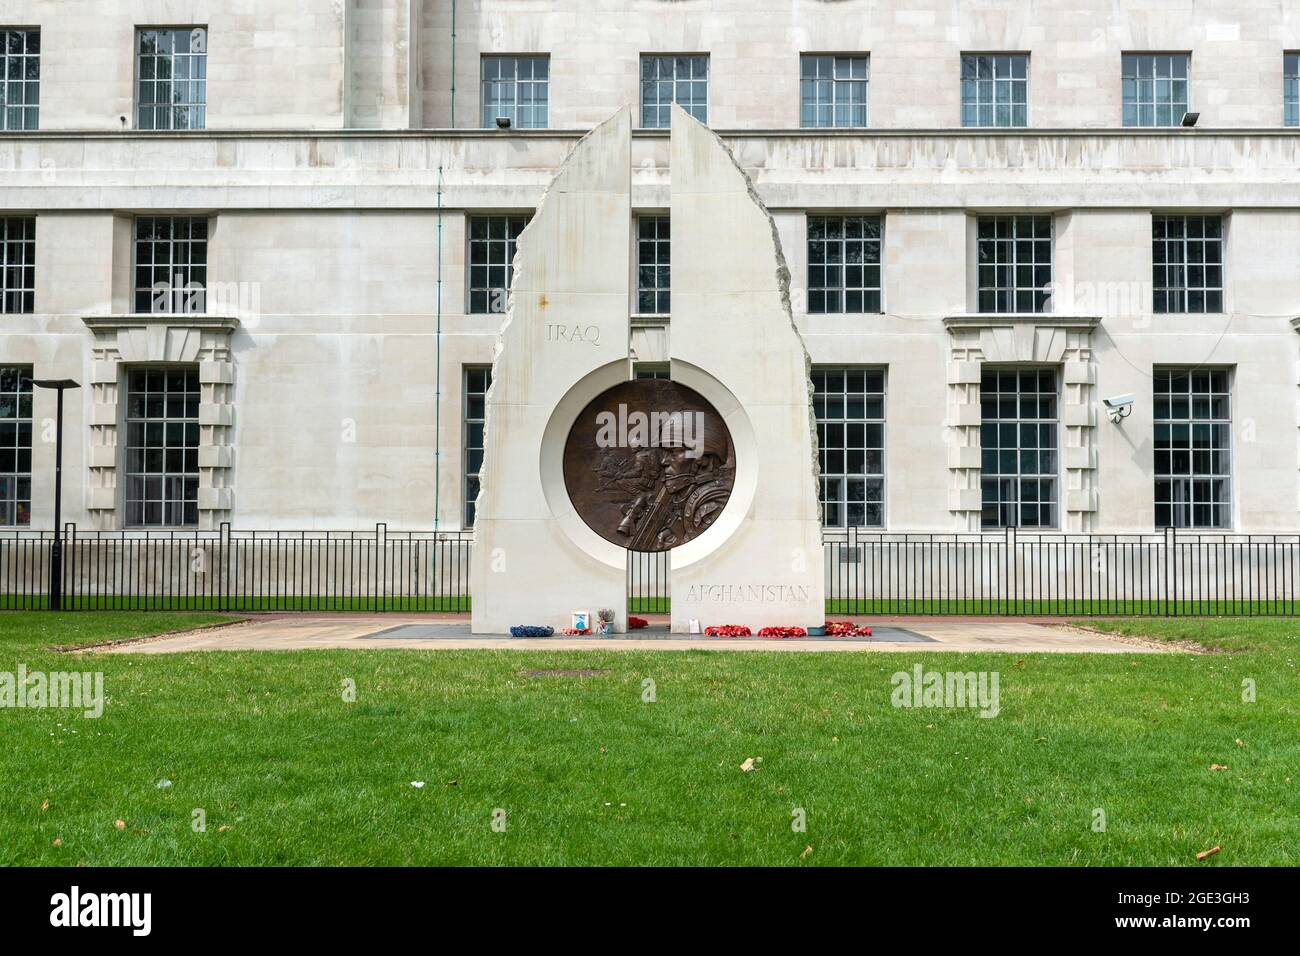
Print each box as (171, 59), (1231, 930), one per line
(81, 314), (241, 332)
(5, 132), (1297, 213)
(943, 313), (1102, 331)
(2, 127), (1297, 141)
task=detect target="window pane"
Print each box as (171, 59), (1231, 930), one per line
(0, 217), (36, 315)
(1123, 52), (1189, 126)
(0, 30), (39, 130)
(123, 364), (201, 527)
(975, 216), (1052, 314)
(813, 367), (886, 528)
(134, 217), (209, 315)
(1153, 366), (1231, 528)
(961, 54), (1028, 127)
(635, 215), (671, 315)
(640, 55), (709, 127)
(1286, 53), (1299, 126)
(0, 365), (33, 525)
(806, 216), (884, 314)
(136, 28), (206, 130)
(979, 366), (1058, 529)
(480, 56), (550, 129)
(1151, 215), (1224, 314)
(800, 54), (869, 128)
(463, 366), (493, 528)
(466, 214), (532, 314)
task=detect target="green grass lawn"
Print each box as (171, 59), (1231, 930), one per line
(0, 611), (1296, 865)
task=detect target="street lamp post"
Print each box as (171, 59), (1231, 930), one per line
(33, 379), (80, 611)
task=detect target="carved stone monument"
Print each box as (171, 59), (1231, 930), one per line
(471, 105), (824, 634)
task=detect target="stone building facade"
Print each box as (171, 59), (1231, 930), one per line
(2, 0), (1298, 534)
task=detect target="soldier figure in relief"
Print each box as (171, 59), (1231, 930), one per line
(612, 416), (734, 550)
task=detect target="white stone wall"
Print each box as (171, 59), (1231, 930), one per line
(4, 126), (1298, 532)
(2, 1), (1300, 535)
(12, 1), (1300, 131)
(346, 0), (418, 128)
(7, 0), (348, 130)
(417, 0), (1300, 130)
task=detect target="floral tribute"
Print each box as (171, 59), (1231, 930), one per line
(628, 616), (649, 630)
(704, 625), (752, 637)
(825, 621), (873, 637)
(509, 625), (555, 637)
(757, 626), (807, 639)
(560, 627), (592, 636)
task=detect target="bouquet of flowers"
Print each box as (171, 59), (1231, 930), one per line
(824, 621), (873, 637)
(628, 616), (649, 630)
(757, 626), (807, 639)
(596, 608), (615, 637)
(560, 627), (592, 636)
(704, 625), (752, 637)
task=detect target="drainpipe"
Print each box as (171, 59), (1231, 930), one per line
(434, 165), (445, 532)
(450, 0), (457, 127)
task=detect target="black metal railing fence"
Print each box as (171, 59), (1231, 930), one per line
(2, 525), (1298, 616)
(0, 525), (472, 611)
(824, 527), (1300, 616)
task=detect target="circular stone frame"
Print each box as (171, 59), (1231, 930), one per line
(539, 362), (758, 571)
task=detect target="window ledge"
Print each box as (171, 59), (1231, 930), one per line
(81, 313), (240, 332)
(943, 313), (1101, 330)
(630, 313), (670, 327)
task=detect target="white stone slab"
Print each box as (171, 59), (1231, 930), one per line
(470, 108), (632, 635)
(667, 106), (825, 632)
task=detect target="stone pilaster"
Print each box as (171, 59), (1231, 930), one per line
(944, 327), (985, 530)
(1060, 329), (1099, 532)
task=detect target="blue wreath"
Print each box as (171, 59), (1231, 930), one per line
(509, 625), (555, 638)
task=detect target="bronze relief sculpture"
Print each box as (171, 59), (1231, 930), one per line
(563, 379), (736, 552)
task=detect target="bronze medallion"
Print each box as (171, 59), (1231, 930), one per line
(563, 379), (736, 552)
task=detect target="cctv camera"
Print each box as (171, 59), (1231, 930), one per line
(1102, 394), (1135, 423)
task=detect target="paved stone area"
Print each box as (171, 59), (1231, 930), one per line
(94, 615), (1171, 654)
(367, 623), (937, 642)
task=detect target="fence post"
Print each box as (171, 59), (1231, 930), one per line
(1170, 528), (1180, 616)
(847, 525), (856, 614)
(63, 522), (77, 610)
(219, 522), (231, 610)
(1006, 526), (1016, 615)
(376, 522), (387, 611)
